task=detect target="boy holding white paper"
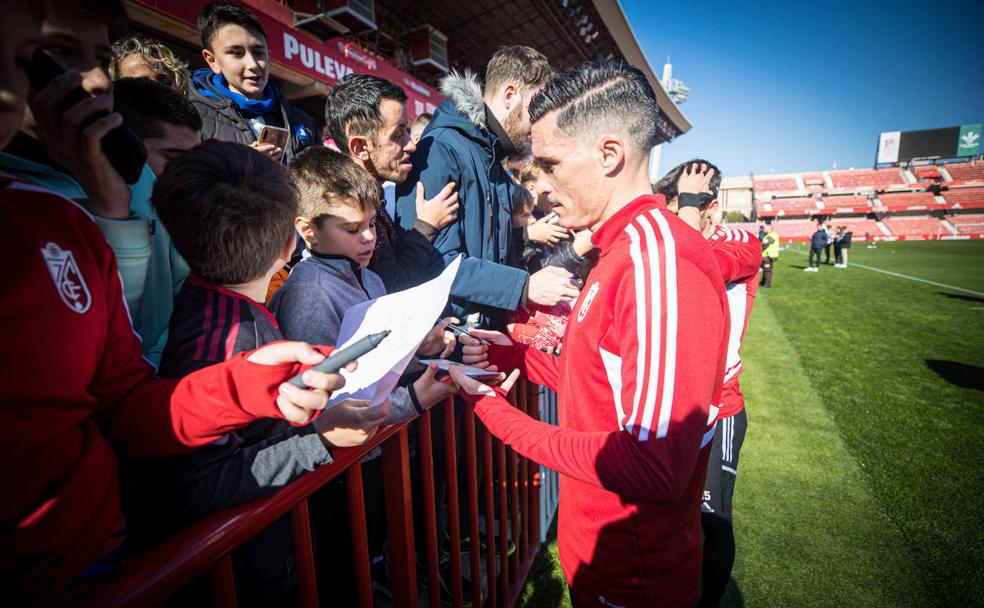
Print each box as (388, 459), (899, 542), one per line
(272, 146), (461, 595)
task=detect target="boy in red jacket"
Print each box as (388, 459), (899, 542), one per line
(450, 62), (730, 608)
(0, 2), (347, 603)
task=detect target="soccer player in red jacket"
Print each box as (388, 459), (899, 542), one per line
(660, 159), (762, 607)
(0, 2), (348, 602)
(449, 62), (730, 608)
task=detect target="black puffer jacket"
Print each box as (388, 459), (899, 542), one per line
(188, 70), (317, 164)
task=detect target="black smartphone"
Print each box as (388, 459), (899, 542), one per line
(25, 48), (147, 184)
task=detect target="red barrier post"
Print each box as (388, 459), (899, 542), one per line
(346, 463), (373, 608)
(382, 427), (418, 608)
(207, 554), (237, 608)
(481, 423), (497, 607)
(463, 401), (482, 606)
(527, 384), (542, 548)
(289, 500), (319, 608)
(443, 397), (464, 607)
(417, 409), (442, 608)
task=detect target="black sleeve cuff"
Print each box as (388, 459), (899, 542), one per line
(678, 192), (703, 209)
(413, 219), (438, 241)
(408, 381), (425, 414)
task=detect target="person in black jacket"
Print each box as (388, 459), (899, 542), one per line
(323, 73), (460, 293)
(189, 2), (316, 165)
(806, 220), (829, 272)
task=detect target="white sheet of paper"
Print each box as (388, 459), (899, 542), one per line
(328, 255), (462, 406)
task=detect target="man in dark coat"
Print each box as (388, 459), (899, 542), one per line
(188, 2), (316, 165)
(395, 46), (580, 328)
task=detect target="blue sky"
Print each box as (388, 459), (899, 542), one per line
(621, 0), (984, 177)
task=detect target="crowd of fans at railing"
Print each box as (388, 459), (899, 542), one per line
(1, 2), (774, 607)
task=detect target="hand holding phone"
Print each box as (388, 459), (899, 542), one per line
(255, 125), (289, 162)
(26, 49), (146, 185)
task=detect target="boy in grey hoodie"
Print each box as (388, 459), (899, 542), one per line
(271, 147), (458, 589)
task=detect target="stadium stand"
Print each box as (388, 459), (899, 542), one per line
(766, 197), (818, 211)
(802, 173), (825, 191)
(949, 213), (984, 234)
(883, 216), (944, 236)
(770, 219), (817, 239)
(829, 168), (904, 189)
(912, 165), (942, 181)
(753, 175), (798, 192)
(944, 160), (984, 182)
(941, 186), (984, 206)
(877, 191), (940, 208)
(821, 194), (871, 210)
(835, 218), (882, 237)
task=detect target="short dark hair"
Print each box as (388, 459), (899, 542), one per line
(324, 73), (407, 151)
(291, 147), (382, 226)
(529, 60), (658, 155)
(484, 46), (554, 95)
(153, 140), (296, 285)
(655, 159), (722, 205)
(113, 77), (202, 140)
(198, 1), (266, 50)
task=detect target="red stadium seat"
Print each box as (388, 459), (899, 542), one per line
(753, 175), (798, 193)
(943, 161), (984, 182)
(882, 216), (944, 236)
(941, 186), (984, 206)
(829, 168), (904, 190)
(949, 213), (984, 234)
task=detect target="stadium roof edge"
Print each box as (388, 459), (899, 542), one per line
(592, 0), (692, 136)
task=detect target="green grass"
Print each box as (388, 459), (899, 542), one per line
(519, 241), (984, 607)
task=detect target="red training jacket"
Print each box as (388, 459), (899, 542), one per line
(706, 225), (761, 419)
(469, 195), (729, 608)
(0, 176), (323, 603)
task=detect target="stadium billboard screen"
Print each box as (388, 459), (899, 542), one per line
(880, 124), (981, 162)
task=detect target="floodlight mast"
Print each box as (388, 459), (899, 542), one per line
(661, 56), (690, 105)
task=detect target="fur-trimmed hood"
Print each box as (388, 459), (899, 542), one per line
(438, 70), (486, 130)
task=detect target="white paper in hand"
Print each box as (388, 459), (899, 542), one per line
(328, 255), (462, 406)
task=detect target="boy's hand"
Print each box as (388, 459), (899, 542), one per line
(247, 341), (354, 425)
(313, 399), (390, 448)
(415, 181), (459, 230)
(250, 141), (283, 160)
(417, 317), (458, 358)
(412, 364), (457, 410)
(448, 366), (521, 397)
(456, 330), (512, 369)
(527, 215), (569, 245)
(571, 229), (595, 256)
(29, 70), (131, 219)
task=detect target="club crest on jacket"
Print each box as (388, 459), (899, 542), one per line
(577, 281), (601, 322)
(42, 242), (91, 314)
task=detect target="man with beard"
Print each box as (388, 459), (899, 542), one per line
(324, 73), (459, 292)
(396, 46), (580, 328)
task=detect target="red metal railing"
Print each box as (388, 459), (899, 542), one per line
(77, 378), (544, 607)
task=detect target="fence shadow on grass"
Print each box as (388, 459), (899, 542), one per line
(934, 291), (984, 304)
(925, 359), (984, 391)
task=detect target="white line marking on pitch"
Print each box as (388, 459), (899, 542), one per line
(785, 248), (984, 297)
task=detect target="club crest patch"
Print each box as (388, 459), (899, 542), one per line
(41, 242), (91, 314)
(577, 281), (601, 322)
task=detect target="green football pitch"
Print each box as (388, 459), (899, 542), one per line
(518, 240), (984, 608)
